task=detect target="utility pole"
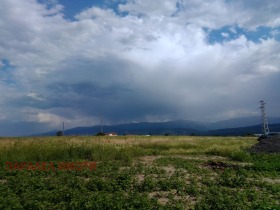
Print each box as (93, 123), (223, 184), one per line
(100, 114), (103, 133)
(259, 100), (269, 136)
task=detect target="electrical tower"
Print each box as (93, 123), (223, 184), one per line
(259, 100), (269, 136)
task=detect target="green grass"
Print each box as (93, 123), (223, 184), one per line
(0, 136), (279, 209)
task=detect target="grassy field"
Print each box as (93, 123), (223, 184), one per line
(0, 136), (279, 209)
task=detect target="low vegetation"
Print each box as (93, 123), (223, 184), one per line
(0, 136), (279, 209)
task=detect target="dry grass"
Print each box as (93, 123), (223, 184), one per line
(0, 135), (257, 146)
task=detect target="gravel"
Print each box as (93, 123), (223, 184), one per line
(249, 135), (280, 153)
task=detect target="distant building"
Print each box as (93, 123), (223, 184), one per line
(106, 132), (118, 136)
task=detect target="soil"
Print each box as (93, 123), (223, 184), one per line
(249, 135), (280, 153)
(204, 161), (239, 170)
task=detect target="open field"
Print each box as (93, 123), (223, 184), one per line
(0, 136), (279, 209)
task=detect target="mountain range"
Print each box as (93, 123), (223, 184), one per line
(36, 116), (280, 136)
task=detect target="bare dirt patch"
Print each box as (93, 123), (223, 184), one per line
(157, 198), (169, 205)
(0, 179), (7, 184)
(161, 165), (176, 175)
(136, 174), (145, 183)
(137, 155), (162, 165)
(119, 166), (130, 171)
(174, 155), (228, 161)
(80, 177), (90, 182)
(148, 190), (196, 206)
(137, 155), (229, 166)
(204, 161), (240, 171)
(262, 178), (280, 184)
(148, 191), (174, 205)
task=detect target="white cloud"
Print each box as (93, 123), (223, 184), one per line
(119, 0), (280, 29)
(26, 92), (45, 101)
(229, 26), (237, 34)
(75, 7), (115, 20)
(237, 0), (280, 28)
(0, 0), (280, 135)
(221, 32), (229, 38)
(118, 0), (177, 17)
(36, 112), (61, 124)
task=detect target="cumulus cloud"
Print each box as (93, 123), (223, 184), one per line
(0, 0), (279, 135)
(221, 32), (229, 38)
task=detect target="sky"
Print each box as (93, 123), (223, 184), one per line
(0, 0), (280, 136)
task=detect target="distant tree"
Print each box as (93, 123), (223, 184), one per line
(165, 133), (169, 136)
(96, 132), (105, 136)
(56, 131), (63, 136)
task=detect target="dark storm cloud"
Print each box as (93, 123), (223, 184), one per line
(40, 56), (182, 123)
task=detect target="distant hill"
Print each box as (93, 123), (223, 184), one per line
(34, 117), (280, 137)
(204, 124), (280, 136)
(206, 117), (280, 130)
(38, 120), (203, 136)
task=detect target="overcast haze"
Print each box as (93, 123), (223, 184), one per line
(0, 0), (280, 136)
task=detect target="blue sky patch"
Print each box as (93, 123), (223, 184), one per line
(206, 25), (280, 44)
(49, 0), (123, 20)
(0, 59), (11, 71)
(0, 59), (17, 86)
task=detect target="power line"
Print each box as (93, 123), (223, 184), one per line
(100, 113), (103, 133)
